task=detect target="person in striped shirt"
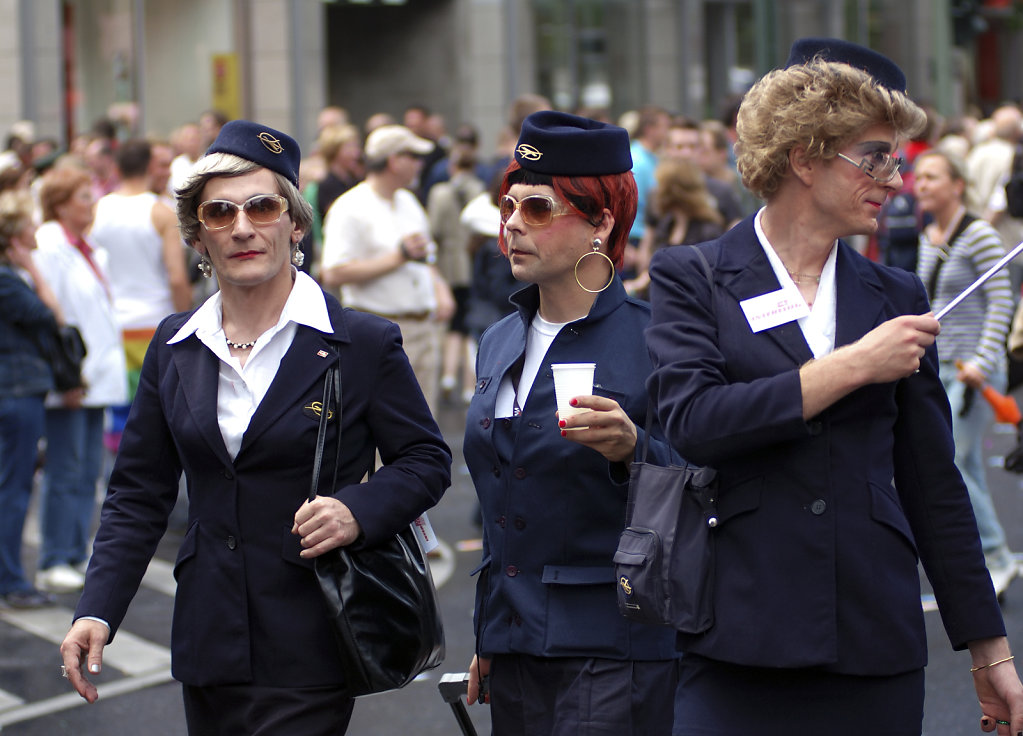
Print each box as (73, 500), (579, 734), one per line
(915, 147), (1018, 595)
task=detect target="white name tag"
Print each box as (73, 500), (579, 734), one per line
(411, 513), (439, 553)
(739, 287), (810, 333)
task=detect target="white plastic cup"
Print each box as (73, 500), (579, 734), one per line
(551, 363), (595, 429)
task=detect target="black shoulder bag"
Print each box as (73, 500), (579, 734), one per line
(35, 324), (87, 391)
(613, 246), (719, 634)
(310, 360), (445, 696)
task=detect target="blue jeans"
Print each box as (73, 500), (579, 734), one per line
(0, 395), (45, 595)
(38, 407), (105, 570)
(940, 362), (1007, 556)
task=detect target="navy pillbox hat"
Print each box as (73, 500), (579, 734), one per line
(514, 111), (632, 176)
(205, 120), (301, 186)
(785, 37), (907, 93)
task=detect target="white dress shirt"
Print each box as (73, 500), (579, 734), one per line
(168, 269), (334, 459)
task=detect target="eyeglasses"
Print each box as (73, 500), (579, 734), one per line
(835, 151), (904, 184)
(197, 194), (289, 231)
(499, 194), (570, 227)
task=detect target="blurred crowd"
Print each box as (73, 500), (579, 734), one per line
(4, 91), (1023, 611)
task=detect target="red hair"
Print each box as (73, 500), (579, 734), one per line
(498, 160), (638, 270)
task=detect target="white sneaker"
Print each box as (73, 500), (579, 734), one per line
(35, 564), (85, 593)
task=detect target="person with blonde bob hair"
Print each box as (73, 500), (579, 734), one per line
(646, 38), (1023, 734)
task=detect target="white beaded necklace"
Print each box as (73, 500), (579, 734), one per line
(225, 336), (257, 350)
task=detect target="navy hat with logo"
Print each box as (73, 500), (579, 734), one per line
(514, 111), (632, 177)
(205, 120), (301, 187)
(785, 37), (906, 94)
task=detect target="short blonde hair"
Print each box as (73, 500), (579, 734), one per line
(0, 189), (34, 260)
(736, 59), (926, 201)
(652, 158), (723, 225)
(317, 124), (360, 163)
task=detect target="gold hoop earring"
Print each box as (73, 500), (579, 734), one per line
(574, 238), (614, 293)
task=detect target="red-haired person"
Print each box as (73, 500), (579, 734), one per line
(462, 111), (678, 735)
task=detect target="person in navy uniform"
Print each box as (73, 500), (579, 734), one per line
(462, 110), (678, 735)
(58, 120), (451, 735)
(646, 39), (1023, 735)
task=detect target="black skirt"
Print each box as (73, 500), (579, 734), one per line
(673, 654), (925, 736)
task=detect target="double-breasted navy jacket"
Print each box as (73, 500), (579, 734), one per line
(464, 277), (677, 662)
(74, 292), (451, 688)
(645, 217), (1005, 675)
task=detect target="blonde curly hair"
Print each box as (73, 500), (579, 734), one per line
(736, 59), (926, 201)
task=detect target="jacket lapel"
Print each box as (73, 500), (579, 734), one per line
(715, 221), (814, 367)
(172, 333), (233, 466)
(834, 243), (886, 348)
(238, 303), (349, 455)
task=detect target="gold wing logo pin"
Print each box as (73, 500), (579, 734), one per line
(258, 132), (284, 154)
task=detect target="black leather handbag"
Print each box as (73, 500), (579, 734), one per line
(310, 360), (445, 697)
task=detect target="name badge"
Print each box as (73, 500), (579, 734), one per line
(411, 513), (439, 553)
(739, 287), (810, 333)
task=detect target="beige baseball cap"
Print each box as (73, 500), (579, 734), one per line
(364, 125), (433, 160)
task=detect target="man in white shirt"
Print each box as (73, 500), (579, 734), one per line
(321, 125), (454, 411)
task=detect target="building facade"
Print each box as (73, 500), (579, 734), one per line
(1, 0), (1020, 156)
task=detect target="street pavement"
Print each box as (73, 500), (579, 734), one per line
(4, 400), (1023, 734)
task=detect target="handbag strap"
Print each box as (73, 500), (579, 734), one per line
(641, 245), (715, 463)
(308, 359), (343, 503)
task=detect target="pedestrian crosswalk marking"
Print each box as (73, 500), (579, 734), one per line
(0, 606), (172, 675)
(0, 669), (174, 728)
(0, 689), (25, 712)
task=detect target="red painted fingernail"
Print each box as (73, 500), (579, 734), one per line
(559, 420), (566, 428)
(561, 430), (567, 437)
(570, 398), (578, 406)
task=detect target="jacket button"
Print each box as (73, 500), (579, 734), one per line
(514, 467), (527, 479)
(501, 418), (513, 428)
(226, 535), (237, 550)
(481, 417), (491, 429)
(496, 515), (506, 528)
(810, 499), (827, 515)
(223, 468), (234, 480)
(505, 565), (519, 577)
(514, 516), (526, 530)
(492, 466), (501, 477)
(807, 420), (823, 436)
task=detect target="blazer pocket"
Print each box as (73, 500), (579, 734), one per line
(869, 481), (918, 553)
(541, 565), (627, 657)
(715, 474), (762, 524)
(173, 520), (199, 581)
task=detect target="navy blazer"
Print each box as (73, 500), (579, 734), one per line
(646, 218), (1005, 675)
(464, 277), (677, 662)
(75, 292), (451, 688)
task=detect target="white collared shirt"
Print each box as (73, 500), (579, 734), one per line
(753, 208), (838, 359)
(168, 269), (334, 459)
